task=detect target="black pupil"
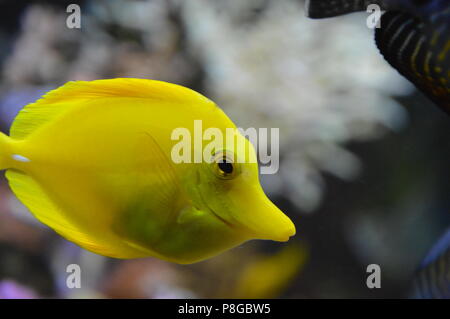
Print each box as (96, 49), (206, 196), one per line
(218, 159), (233, 174)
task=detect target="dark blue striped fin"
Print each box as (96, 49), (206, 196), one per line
(412, 228), (450, 299)
(306, 0), (390, 18)
(422, 227), (450, 267)
(375, 11), (450, 114)
(412, 249), (450, 298)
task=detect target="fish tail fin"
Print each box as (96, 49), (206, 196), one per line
(0, 132), (11, 170)
(306, 0), (385, 18)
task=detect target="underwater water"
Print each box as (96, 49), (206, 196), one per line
(0, 0), (448, 299)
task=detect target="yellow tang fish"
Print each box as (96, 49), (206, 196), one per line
(0, 78), (295, 264)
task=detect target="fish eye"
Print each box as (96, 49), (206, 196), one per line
(211, 151), (238, 179)
(218, 158), (233, 175)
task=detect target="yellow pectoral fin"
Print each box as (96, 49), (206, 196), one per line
(114, 132), (185, 249)
(6, 169), (150, 258)
(136, 132), (183, 211)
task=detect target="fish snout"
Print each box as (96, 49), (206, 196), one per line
(232, 188), (296, 242)
(254, 202), (296, 242)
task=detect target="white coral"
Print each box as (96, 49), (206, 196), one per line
(180, 0), (413, 212)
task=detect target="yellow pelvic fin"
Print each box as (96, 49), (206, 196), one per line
(10, 78), (216, 139)
(5, 169), (146, 258)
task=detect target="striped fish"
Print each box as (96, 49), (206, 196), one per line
(412, 228), (450, 299)
(306, 0), (450, 114)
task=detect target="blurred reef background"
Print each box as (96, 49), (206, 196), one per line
(0, 0), (449, 298)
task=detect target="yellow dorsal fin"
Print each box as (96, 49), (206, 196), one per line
(10, 78), (215, 139)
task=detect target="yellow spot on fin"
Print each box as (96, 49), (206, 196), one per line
(10, 78), (215, 139)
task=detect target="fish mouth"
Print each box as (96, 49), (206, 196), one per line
(206, 202), (233, 228)
(197, 189), (234, 229)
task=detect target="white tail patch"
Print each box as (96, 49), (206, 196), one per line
(12, 154), (31, 163)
